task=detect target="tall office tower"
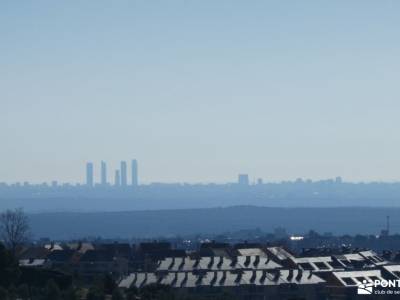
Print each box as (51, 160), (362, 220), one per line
(131, 159), (138, 186)
(120, 161), (127, 186)
(238, 174), (249, 186)
(101, 161), (107, 186)
(86, 162), (94, 187)
(114, 170), (121, 187)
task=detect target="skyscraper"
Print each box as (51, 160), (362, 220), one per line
(86, 162), (94, 187)
(131, 159), (138, 186)
(101, 161), (107, 186)
(114, 170), (121, 187)
(238, 174), (249, 186)
(120, 161), (127, 187)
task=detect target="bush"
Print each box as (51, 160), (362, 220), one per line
(44, 280), (61, 300)
(103, 274), (116, 294)
(0, 244), (19, 287)
(17, 284), (29, 300)
(0, 287), (8, 300)
(62, 287), (78, 300)
(86, 286), (105, 300)
(112, 288), (124, 300)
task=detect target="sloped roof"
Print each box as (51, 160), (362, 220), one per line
(19, 258), (47, 267)
(292, 256), (345, 272)
(382, 264), (400, 279)
(266, 247), (295, 261)
(331, 270), (384, 287)
(19, 247), (50, 260)
(237, 248), (267, 257)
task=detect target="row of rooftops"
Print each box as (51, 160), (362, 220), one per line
(157, 255), (282, 272)
(151, 248), (388, 277)
(18, 241), (178, 263)
(17, 242), (390, 270)
(17, 240), (400, 292)
(117, 245), (400, 292)
(291, 250), (387, 272)
(18, 242), (132, 267)
(119, 269), (324, 289)
(119, 264), (400, 290)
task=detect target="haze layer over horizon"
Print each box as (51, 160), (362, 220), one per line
(2, 1), (400, 184)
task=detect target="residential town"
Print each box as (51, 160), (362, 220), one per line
(8, 238), (400, 299)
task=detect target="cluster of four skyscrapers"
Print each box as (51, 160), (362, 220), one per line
(86, 160), (138, 187)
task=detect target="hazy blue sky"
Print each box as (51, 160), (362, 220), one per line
(1, 1), (400, 184)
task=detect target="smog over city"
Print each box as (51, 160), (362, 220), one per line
(2, 1), (400, 299)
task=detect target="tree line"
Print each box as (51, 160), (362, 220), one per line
(0, 209), (236, 300)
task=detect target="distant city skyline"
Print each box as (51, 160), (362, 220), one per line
(0, 158), (398, 186)
(2, 2), (400, 183)
(0, 158), (377, 186)
(0, 158), (349, 186)
(0, 159), (353, 186)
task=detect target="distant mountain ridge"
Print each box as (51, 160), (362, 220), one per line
(3, 180), (400, 212)
(28, 206), (399, 239)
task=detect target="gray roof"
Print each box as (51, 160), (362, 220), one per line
(382, 264), (400, 278)
(293, 256), (345, 272)
(331, 270), (384, 287)
(332, 251), (387, 268)
(359, 250), (387, 266)
(237, 248), (267, 257)
(266, 247), (295, 261)
(19, 259), (47, 267)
